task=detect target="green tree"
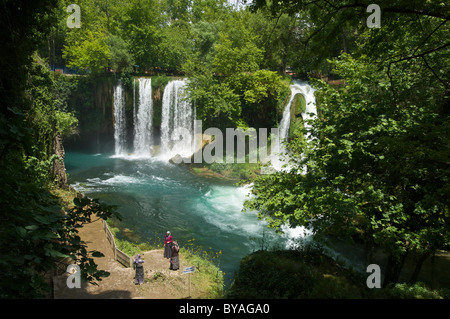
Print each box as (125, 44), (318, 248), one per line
(238, 69), (290, 129)
(158, 23), (192, 71)
(245, 0), (449, 286)
(121, 0), (164, 71)
(184, 7), (291, 129)
(106, 34), (134, 73)
(212, 10), (264, 76)
(63, 29), (111, 74)
(190, 20), (222, 64)
(184, 59), (241, 128)
(245, 53), (449, 286)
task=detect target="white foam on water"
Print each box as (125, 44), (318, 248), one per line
(85, 174), (143, 186)
(280, 224), (313, 249)
(195, 185), (268, 238)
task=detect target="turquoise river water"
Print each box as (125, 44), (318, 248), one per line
(65, 151), (307, 286)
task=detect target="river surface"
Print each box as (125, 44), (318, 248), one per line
(65, 151), (306, 286)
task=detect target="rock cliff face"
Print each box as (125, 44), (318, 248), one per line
(52, 133), (68, 187)
(63, 76), (117, 153)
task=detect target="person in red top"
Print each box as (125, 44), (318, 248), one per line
(164, 231), (173, 259)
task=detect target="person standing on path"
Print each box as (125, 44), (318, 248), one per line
(170, 241), (180, 270)
(164, 231), (173, 259)
(133, 254), (145, 285)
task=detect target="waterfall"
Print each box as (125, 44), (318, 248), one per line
(159, 79), (196, 160)
(133, 77), (153, 157)
(113, 81), (127, 156)
(271, 81), (317, 171)
(297, 81), (317, 141)
(269, 81), (317, 245)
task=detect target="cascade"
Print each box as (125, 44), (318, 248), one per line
(113, 81), (127, 156)
(297, 81), (317, 141)
(271, 81), (317, 171)
(269, 81), (317, 244)
(133, 77), (153, 157)
(159, 79), (196, 160)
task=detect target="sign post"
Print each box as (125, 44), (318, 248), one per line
(183, 266), (196, 298)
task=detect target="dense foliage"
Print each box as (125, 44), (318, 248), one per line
(47, 0), (330, 129)
(244, 0), (449, 286)
(0, 0), (119, 298)
(1, 0), (448, 298)
(227, 247), (449, 299)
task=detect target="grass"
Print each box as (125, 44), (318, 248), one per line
(50, 185), (79, 210)
(106, 218), (162, 256)
(179, 239), (225, 298)
(188, 161), (262, 183)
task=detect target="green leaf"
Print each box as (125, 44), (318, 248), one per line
(25, 225), (39, 231)
(15, 227), (27, 238)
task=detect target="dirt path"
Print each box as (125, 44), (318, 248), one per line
(53, 218), (191, 299)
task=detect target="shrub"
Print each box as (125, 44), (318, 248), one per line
(226, 245), (368, 299)
(227, 250), (317, 299)
(378, 282), (448, 299)
(151, 75), (170, 90)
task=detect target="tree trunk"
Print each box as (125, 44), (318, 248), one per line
(408, 252), (430, 283)
(51, 133), (68, 188)
(342, 26), (348, 53)
(383, 253), (407, 287)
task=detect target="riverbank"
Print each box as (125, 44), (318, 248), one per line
(51, 186), (450, 299)
(51, 187), (224, 299)
(53, 217), (223, 299)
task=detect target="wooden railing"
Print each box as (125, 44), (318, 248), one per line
(102, 219), (133, 268)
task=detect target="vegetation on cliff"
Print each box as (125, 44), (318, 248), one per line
(0, 1), (119, 298)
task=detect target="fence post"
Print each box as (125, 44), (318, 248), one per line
(112, 229), (116, 262)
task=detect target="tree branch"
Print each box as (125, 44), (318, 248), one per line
(383, 7), (449, 21)
(389, 42), (450, 65)
(329, 2), (449, 21)
(412, 20), (448, 56)
(421, 56), (450, 89)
